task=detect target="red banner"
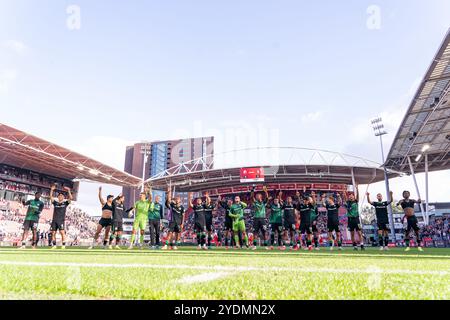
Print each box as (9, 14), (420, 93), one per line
(279, 183), (296, 190)
(312, 183), (330, 190)
(233, 186), (251, 193)
(217, 188), (233, 194)
(295, 183), (312, 189)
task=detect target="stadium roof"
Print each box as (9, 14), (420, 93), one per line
(386, 28), (450, 173)
(0, 123), (142, 187)
(145, 147), (399, 192)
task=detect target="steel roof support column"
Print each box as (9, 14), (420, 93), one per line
(407, 156), (426, 223)
(425, 153), (429, 225)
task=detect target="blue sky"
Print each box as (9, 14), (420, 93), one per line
(1, 0), (449, 213)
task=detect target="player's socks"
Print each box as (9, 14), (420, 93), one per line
(116, 235), (122, 245)
(196, 233), (201, 246)
(202, 233), (207, 246)
(52, 240), (56, 246)
(234, 235), (240, 247)
(253, 240), (257, 246)
(139, 234), (144, 245)
(62, 242), (66, 246)
(306, 240), (312, 247)
(338, 240), (342, 247)
(405, 239), (410, 247)
(379, 237), (384, 247)
(384, 236), (389, 247)
(329, 240), (333, 247)
(271, 233), (275, 246)
(314, 236), (319, 248)
(131, 234), (136, 245)
(244, 235), (249, 246)
(208, 235), (212, 247)
(264, 240), (268, 246)
(103, 240), (108, 246)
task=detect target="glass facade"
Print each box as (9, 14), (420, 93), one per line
(150, 143), (168, 177)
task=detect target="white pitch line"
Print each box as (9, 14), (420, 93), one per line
(0, 249), (448, 260)
(0, 260), (448, 276)
(177, 272), (231, 284)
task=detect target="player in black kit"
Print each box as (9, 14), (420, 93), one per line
(218, 195), (235, 248)
(397, 191), (423, 252)
(108, 193), (131, 249)
(204, 193), (215, 249)
(163, 186), (185, 250)
(282, 196), (297, 249)
(367, 191), (393, 251)
(49, 185), (73, 249)
(322, 194), (343, 251)
(189, 192), (208, 250)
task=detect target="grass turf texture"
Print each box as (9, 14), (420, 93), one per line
(0, 247), (448, 300)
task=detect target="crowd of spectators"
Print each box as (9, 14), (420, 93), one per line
(422, 217), (449, 243)
(0, 198), (97, 245)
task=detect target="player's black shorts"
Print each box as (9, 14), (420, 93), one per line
(299, 222), (312, 234)
(50, 220), (65, 231)
(194, 221), (206, 233)
(112, 221), (124, 232)
(224, 217), (233, 231)
(253, 218), (267, 234)
(348, 217), (361, 231)
(377, 221), (389, 232)
(283, 219), (296, 232)
(169, 221), (182, 233)
(270, 222), (283, 233)
(406, 216), (419, 233)
(98, 218), (112, 228)
(23, 220), (38, 231)
(205, 214), (213, 232)
(327, 218), (340, 233)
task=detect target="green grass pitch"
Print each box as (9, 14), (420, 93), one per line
(0, 246), (448, 300)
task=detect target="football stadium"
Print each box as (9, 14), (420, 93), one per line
(0, 3), (449, 303)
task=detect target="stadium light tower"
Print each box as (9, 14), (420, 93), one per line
(140, 143), (152, 192)
(371, 117), (396, 241)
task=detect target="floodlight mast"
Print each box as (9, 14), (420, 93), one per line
(371, 117), (396, 241)
(140, 144), (152, 192)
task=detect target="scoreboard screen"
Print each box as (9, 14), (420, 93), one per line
(240, 167), (264, 183)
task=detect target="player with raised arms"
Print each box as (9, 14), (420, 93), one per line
(397, 191), (423, 252)
(322, 194), (343, 251)
(89, 186), (114, 249)
(281, 194), (298, 250)
(49, 184), (72, 249)
(343, 189), (365, 251)
(250, 185), (270, 250)
(367, 191), (393, 251)
(18, 191), (44, 249)
(268, 191), (284, 250)
(163, 186), (185, 250)
(189, 192), (207, 250)
(203, 193), (215, 249)
(218, 195), (234, 249)
(128, 187), (152, 249)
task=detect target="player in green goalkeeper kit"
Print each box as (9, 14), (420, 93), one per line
(128, 188), (153, 249)
(229, 196), (249, 248)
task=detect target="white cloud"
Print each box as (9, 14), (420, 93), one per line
(3, 40), (28, 56)
(0, 69), (18, 94)
(301, 111), (323, 123)
(70, 136), (134, 170)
